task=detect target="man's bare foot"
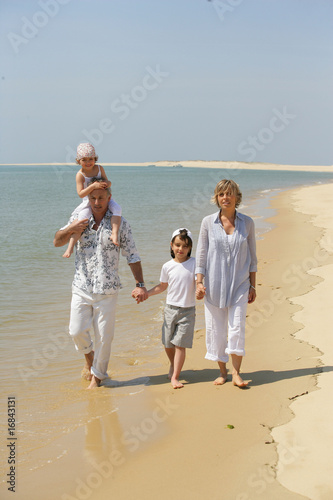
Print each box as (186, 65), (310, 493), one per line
(167, 364), (174, 380)
(213, 375), (228, 385)
(62, 249), (72, 258)
(171, 376), (184, 389)
(110, 235), (119, 246)
(87, 375), (101, 390)
(81, 367), (92, 381)
(82, 351), (94, 380)
(232, 373), (250, 388)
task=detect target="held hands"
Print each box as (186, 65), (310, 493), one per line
(196, 283), (206, 300)
(131, 287), (148, 304)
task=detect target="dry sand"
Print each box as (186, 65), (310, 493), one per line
(3, 180), (333, 500)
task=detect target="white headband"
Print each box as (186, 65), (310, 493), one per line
(171, 228), (193, 241)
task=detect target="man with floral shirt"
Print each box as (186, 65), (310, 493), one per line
(53, 178), (148, 389)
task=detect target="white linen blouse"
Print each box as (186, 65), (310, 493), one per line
(195, 211), (257, 308)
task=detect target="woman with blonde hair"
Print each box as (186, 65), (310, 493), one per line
(196, 180), (257, 387)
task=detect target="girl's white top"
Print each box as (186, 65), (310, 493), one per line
(160, 257), (196, 308)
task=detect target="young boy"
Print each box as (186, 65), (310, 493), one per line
(146, 228), (196, 389)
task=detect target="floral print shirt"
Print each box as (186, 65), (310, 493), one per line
(62, 209), (141, 295)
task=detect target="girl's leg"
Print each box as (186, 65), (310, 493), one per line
(164, 347), (175, 379)
(63, 233), (80, 258)
(171, 346), (186, 389)
(110, 215), (121, 246)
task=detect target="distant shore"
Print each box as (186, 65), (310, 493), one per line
(1, 160), (333, 172)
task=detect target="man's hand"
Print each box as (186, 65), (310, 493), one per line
(132, 287), (148, 304)
(70, 218), (89, 234)
(53, 218), (89, 247)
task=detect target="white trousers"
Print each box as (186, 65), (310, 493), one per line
(69, 287), (118, 381)
(204, 294), (248, 363)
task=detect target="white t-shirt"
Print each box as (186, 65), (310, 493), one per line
(159, 257), (196, 308)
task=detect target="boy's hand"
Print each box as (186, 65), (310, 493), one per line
(196, 283), (206, 300)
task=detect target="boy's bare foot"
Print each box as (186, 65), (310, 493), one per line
(62, 249), (72, 258)
(213, 375), (228, 385)
(87, 375), (101, 390)
(232, 373), (250, 388)
(171, 377), (184, 389)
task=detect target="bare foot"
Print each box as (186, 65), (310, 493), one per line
(232, 373), (250, 388)
(171, 377), (184, 389)
(167, 364), (174, 380)
(62, 249), (72, 258)
(81, 367), (92, 381)
(213, 375), (228, 385)
(82, 351), (94, 380)
(87, 375), (101, 390)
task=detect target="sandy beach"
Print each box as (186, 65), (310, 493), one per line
(2, 175), (333, 500)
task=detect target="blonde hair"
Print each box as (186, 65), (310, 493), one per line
(211, 179), (242, 208)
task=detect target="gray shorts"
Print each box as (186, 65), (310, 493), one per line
(162, 304), (195, 349)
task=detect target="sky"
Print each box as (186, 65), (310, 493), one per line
(1, 0), (332, 165)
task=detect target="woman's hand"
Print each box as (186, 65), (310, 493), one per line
(196, 283), (206, 300)
(248, 286), (256, 303)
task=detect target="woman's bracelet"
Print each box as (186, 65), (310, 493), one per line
(196, 281), (203, 285)
(250, 285), (256, 291)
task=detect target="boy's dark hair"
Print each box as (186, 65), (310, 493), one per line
(170, 229), (192, 258)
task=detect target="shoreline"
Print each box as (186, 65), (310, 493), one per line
(2, 182), (333, 499)
(1, 160), (333, 172)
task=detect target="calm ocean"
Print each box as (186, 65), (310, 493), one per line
(1, 164), (332, 480)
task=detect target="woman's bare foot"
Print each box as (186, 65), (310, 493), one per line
(232, 373), (250, 388)
(171, 376), (184, 389)
(214, 375), (228, 385)
(62, 248), (72, 258)
(87, 375), (101, 390)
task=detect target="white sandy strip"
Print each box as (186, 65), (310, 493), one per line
(272, 183), (333, 500)
(2, 161), (333, 172)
